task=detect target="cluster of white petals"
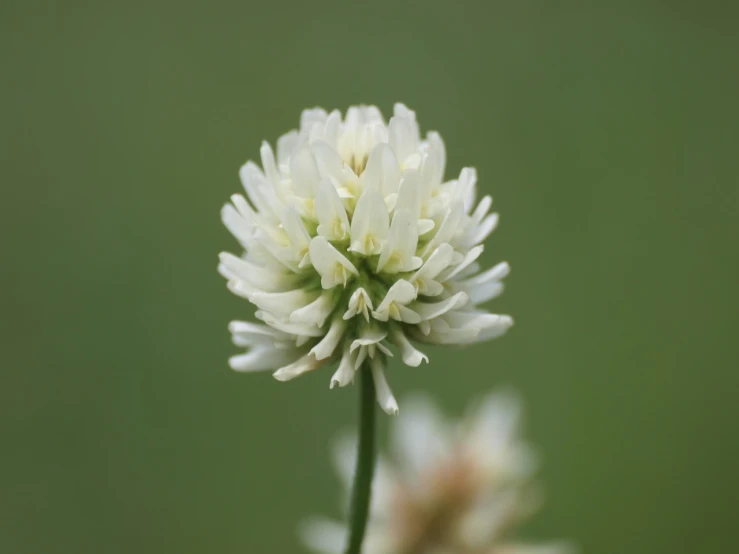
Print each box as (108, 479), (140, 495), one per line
(302, 391), (573, 554)
(220, 104), (513, 413)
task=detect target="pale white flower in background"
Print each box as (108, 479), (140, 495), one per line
(301, 390), (573, 554)
(220, 104), (513, 414)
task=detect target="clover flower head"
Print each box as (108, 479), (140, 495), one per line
(301, 391), (573, 554)
(219, 104), (513, 413)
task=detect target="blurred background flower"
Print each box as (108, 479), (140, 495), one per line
(2, 1), (738, 553)
(302, 390), (572, 554)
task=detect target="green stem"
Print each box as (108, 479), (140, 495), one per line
(344, 365), (377, 554)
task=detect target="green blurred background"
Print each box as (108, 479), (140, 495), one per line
(2, 1), (738, 552)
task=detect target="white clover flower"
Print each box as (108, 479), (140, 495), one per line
(219, 104), (513, 413)
(301, 391), (574, 554)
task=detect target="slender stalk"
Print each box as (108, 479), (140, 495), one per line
(344, 365), (377, 554)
